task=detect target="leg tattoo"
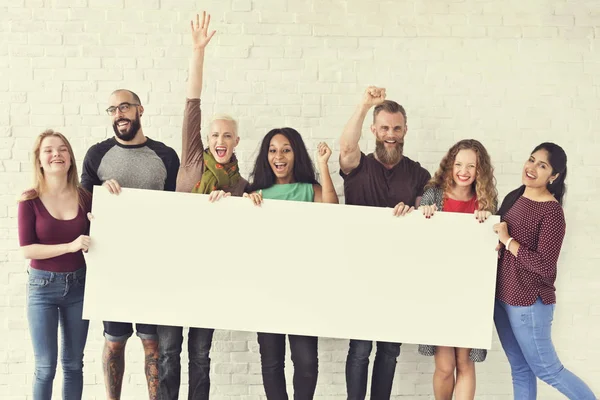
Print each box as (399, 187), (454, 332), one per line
(103, 341), (126, 400)
(143, 339), (159, 400)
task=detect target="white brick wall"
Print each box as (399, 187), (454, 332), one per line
(1, 0), (599, 398)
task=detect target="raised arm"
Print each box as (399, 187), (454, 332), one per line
(178, 12), (216, 191)
(313, 142), (339, 204)
(187, 11), (216, 99)
(339, 86), (386, 175)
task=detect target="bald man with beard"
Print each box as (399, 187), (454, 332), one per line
(81, 88), (180, 400)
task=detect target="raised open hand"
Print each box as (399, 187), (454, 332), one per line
(191, 11), (216, 50)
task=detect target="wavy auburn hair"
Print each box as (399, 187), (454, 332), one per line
(426, 139), (498, 212)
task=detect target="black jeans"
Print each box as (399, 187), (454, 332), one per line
(257, 332), (319, 400)
(157, 325), (215, 400)
(345, 340), (401, 400)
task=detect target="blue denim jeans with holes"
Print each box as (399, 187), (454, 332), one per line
(27, 266), (89, 400)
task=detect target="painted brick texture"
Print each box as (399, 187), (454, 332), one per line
(1, 0), (599, 398)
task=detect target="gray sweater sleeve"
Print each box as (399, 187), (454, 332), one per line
(420, 187), (444, 209)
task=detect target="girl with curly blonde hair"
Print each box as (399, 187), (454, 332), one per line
(417, 139), (498, 400)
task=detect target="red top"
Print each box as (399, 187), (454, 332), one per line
(18, 189), (92, 273)
(443, 195), (478, 213)
(496, 196), (565, 306)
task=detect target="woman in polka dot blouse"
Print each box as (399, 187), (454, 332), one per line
(492, 142), (596, 400)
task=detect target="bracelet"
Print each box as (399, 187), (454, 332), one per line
(506, 237), (514, 251)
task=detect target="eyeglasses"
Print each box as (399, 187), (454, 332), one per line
(105, 102), (139, 116)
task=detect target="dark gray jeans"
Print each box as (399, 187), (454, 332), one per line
(157, 325), (214, 400)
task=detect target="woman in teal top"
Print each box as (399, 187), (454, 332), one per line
(259, 181), (315, 202)
(244, 127), (338, 400)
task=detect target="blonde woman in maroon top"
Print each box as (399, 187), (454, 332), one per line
(416, 139), (498, 400)
(17, 130), (92, 400)
(493, 142), (596, 399)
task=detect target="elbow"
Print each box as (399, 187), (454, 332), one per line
(323, 190), (339, 204)
(339, 142), (357, 158)
(539, 265), (556, 279)
(186, 85), (202, 100)
(21, 246), (32, 260)
(329, 193), (340, 204)
(534, 255), (558, 279)
(520, 259), (556, 279)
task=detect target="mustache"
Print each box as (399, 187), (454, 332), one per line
(115, 118), (131, 124)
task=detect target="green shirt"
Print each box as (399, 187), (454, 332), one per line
(260, 182), (314, 203)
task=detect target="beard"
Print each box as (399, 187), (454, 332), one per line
(375, 139), (403, 165)
(112, 110), (141, 142)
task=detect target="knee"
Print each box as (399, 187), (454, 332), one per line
(35, 359), (57, 382)
(188, 332), (213, 360)
(260, 349), (284, 370)
(533, 362), (565, 384)
(61, 358), (83, 374)
(294, 360), (318, 379)
(510, 362), (534, 377)
(260, 350), (284, 370)
(142, 338), (159, 354)
(455, 355), (474, 376)
(435, 358), (456, 379)
(158, 330), (183, 356)
(188, 346), (211, 364)
(105, 340), (126, 353)
(291, 351), (318, 374)
(348, 340), (373, 360)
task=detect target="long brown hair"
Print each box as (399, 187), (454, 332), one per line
(247, 127), (318, 192)
(19, 129), (89, 207)
(426, 139), (498, 212)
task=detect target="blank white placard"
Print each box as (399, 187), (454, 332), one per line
(83, 187), (500, 350)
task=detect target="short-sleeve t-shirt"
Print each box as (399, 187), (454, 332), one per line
(261, 183), (314, 203)
(340, 152), (431, 208)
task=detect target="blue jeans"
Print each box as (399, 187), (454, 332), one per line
(157, 325), (214, 400)
(27, 266), (89, 400)
(345, 340), (401, 400)
(494, 298), (596, 400)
